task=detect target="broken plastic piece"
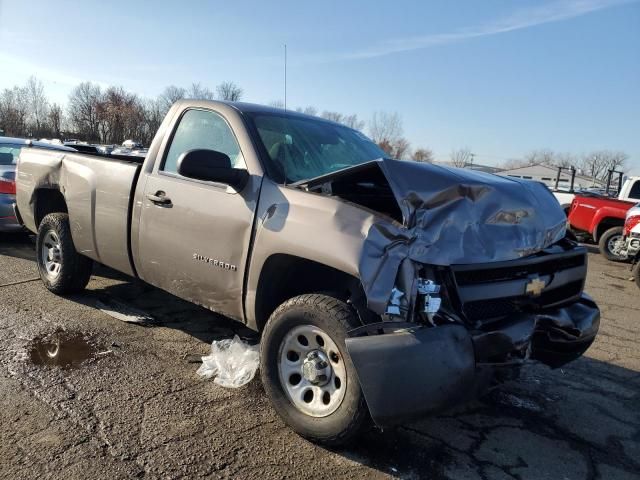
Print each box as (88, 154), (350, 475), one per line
(385, 287), (404, 316)
(197, 335), (259, 388)
(417, 279), (440, 295)
(424, 296), (441, 314)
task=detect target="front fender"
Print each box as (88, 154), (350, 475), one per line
(244, 180), (379, 328)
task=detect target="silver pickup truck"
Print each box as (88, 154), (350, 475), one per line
(16, 100), (600, 445)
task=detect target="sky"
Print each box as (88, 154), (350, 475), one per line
(0, 0), (639, 172)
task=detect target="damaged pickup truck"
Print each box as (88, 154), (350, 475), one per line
(15, 100), (599, 445)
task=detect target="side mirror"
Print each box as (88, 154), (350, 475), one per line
(176, 149), (249, 189)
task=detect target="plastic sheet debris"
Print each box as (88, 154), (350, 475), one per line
(197, 335), (259, 388)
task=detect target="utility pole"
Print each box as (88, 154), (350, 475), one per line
(284, 44), (287, 110)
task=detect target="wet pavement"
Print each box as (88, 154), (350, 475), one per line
(0, 232), (638, 479)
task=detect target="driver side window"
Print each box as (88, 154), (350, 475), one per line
(162, 109), (245, 174)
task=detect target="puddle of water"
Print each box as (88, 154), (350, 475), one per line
(29, 331), (100, 369)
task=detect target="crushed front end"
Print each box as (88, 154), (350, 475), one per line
(347, 239), (599, 426)
(322, 159), (603, 427)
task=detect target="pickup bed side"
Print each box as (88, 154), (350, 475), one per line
(17, 149), (140, 276)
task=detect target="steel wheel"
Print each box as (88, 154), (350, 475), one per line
(278, 324), (347, 417)
(41, 230), (62, 279)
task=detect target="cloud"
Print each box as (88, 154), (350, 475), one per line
(342, 0), (635, 60)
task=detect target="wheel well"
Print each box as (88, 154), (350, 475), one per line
(34, 189), (68, 227)
(254, 254), (369, 331)
(595, 217), (623, 242)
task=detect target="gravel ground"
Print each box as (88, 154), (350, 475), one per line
(0, 233), (638, 480)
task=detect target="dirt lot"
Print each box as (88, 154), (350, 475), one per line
(0, 233), (638, 480)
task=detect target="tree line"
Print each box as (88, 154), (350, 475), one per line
(0, 77), (629, 180)
(0, 76), (432, 158)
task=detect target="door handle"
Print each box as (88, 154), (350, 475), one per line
(146, 191), (172, 206)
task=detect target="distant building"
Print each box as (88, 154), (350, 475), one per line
(433, 161), (504, 174)
(497, 163), (604, 190)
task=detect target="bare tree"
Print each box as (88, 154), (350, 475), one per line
(159, 85), (186, 113)
(68, 82), (102, 140)
(413, 148), (434, 163)
(321, 111), (343, 123)
(47, 103), (63, 138)
(393, 138), (411, 160)
(269, 100), (285, 109)
(0, 86), (29, 136)
(368, 111), (402, 145)
(141, 98), (165, 146)
(450, 148), (472, 168)
(320, 111), (365, 130)
(187, 82), (215, 101)
(522, 149), (556, 166)
(25, 76), (49, 137)
(216, 81), (243, 102)
(295, 106), (318, 116)
(342, 114), (365, 131)
(368, 111), (410, 158)
(579, 151), (628, 182)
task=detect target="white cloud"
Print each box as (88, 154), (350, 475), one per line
(343, 0), (635, 60)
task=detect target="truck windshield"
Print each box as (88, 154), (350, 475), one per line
(247, 112), (386, 183)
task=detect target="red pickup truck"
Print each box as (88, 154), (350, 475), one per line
(568, 194), (635, 260)
(568, 173), (640, 261)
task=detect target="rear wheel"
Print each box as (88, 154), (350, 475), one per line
(36, 213), (93, 294)
(598, 226), (626, 262)
(260, 294), (369, 446)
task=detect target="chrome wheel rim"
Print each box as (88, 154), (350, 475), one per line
(608, 234), (624, 257)
(41, 231), (62, 279)
(278, 324), (347, 417)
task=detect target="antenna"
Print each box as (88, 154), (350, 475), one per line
(284, 44), (287, 110)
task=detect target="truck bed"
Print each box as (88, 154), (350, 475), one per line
(16, 147), (141, 275)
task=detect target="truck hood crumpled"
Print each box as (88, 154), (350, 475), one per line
(300, 159), (567, 315)
(360, 159), (567, 314)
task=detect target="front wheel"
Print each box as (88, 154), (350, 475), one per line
(36, 213), (93, 294)
(260, 294), (369, 446)
(598, 226), (626, 262)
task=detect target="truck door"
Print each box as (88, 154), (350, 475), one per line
(136, 108), (259, 321)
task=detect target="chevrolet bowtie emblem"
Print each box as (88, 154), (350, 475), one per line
(525, 277), (546, 297)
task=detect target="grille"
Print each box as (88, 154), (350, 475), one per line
(454, 253), (584, 286)
(462, 280), (584, 322)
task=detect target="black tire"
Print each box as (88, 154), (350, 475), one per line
(260, 294), (369, 446)
(36, 213), (93, 294)
(598, 226), (626, 262)
(633, 262), (640, 289)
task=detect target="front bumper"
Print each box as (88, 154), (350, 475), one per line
(345, 294), (599, 427)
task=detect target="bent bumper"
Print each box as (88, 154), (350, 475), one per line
(345, 294), (599, 427)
